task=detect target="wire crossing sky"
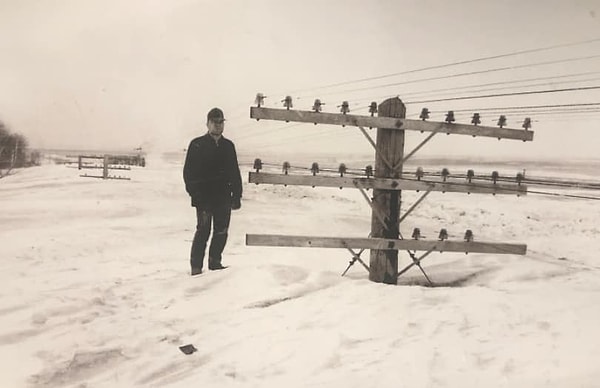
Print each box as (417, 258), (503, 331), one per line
(282, 37), (600, 97)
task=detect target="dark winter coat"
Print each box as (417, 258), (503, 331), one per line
(183, 134), (242, 208)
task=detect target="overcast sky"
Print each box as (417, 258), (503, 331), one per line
(1, 0), (599, 160)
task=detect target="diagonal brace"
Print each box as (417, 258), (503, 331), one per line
(398, 189), (432, 225)
(358, 126), (395, 172)
(395, 129), (441, 169)
(353, 180), (390, 231)
(397, 247), (437, 286)
(341, 248), (370, 276)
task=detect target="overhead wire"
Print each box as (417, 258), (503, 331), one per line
(296, 54), (600, 99)
(404, 76), (600, 100)
(251, 126), (354, 149)
(537, 113), (600, 122)
(272, 37), (600, 96)
(404, 85), (600, 104)
(235, 123), (303, 141)
(339, 71), (600, 109)
(251, 160), (600, 189)
(236, 47), (600, 142)
(239, 122), (341, 147)
(432, 108), (600, 123)
(407, 177), (600, 201)
(422, 102), (600, 113)
(390, 71), (600, 97)
(235, 102), (600, 145)
(247, 160), (600, 201)
(235, 100), (600, 147)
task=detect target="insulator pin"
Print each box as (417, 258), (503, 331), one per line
(438, 229), (448, 241)
(253, 158), (263, 172)
(464, 230), (474, 242)
(497, 115), (507, 128)
(369, 102), (378, 116)
(441, 168), (450, 182)
(412, 228), (421, 240)
(311, 162), (320, 176)
(340, 101), (350, 114)
(255, 93), (266, 107)
(282, 96), (293, 110)
(467, 169), (475, 183)
(416, 167), (424, 180)
(312, 99), (324, 113)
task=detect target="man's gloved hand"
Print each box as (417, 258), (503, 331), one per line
(232, 197), (241, 210)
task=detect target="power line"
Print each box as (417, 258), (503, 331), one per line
(346, 76), (600, 110)
(437, 108), (600, 121)
(297, 74), (600, 113)
(244, 161), (600, 201)
(449, 107), (600, 115)
(472, 109), (600, 118)
(236, 101), (600, 143)
(236, 59), (600, 126)
(340, 71), (600, 108)
(405, 85), (600, 105)
(305, 54), (600, 98)
(405, 77), (600, 100)
(245, 126), (354, 149)
(275, 37), (600, 96)
(525, 190), (600, 201)
(235, 123), (303, 141)
(237, 105), (600, 144)
(394, 177), (600, 201)
(422, 102), (600, 113)
(401, 72), (600, 97)
(538, 114), (600, 122)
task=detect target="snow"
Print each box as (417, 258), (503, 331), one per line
(1, 154), (600, 387)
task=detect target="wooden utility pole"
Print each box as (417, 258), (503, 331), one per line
(246, 94), (534, 285)
(370, 97), (405, 284)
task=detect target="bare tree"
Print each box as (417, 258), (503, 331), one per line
(0, 121), (8, 161)
(0, 121), (10, 177)
(0, 121), (29, 178)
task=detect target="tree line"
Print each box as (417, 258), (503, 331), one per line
(0, 120), (39, 178)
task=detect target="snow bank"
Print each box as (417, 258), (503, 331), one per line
(1, 157), (599, 387)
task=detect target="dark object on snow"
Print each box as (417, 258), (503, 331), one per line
(179, 344), (197, 355)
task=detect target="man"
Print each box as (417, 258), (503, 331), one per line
(183, 107), (242, 276)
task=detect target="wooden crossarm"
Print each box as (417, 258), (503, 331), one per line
(246, 234), (527, 255)
(248, 172), (527, 195)
(250, 107), (534, 141)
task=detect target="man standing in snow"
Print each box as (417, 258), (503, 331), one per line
(183, 107), (242, 276)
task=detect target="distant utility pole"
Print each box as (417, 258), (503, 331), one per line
(247, 95), (533, 285)
(78, 154), (131, 180)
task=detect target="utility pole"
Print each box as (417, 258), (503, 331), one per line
(370, 98), (405, 283)
(246, 94), (534, 285)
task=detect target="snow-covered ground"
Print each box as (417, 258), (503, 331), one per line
(1, 154), (600, 387)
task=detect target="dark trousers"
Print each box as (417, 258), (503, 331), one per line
(190, 204), (231, 269)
